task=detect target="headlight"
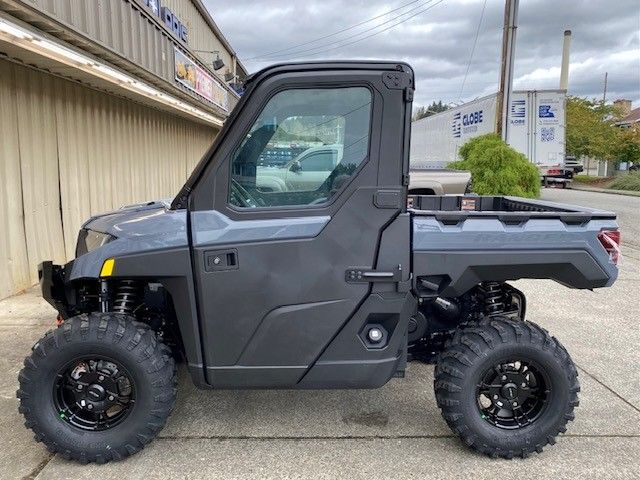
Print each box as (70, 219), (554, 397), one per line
(75, 229), (115, 257)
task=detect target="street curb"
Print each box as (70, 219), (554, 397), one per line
(570, 185), (640, 197)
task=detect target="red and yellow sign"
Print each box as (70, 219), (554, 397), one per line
(174, 48), (228, 111)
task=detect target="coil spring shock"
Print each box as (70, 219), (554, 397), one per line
(480, 282), (505, 316)
(113, 280), (141, 315)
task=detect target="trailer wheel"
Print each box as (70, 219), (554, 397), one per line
(434, 317), (579, 458)
(17, 313), (177, 464)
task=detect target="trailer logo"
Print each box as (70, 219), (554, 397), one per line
(539, 105), (555, 118)
(510, 100), (526, 126)
(452, 113), (462, 138)
(452, 110), (483, 138)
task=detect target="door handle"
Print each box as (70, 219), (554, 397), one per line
(345, 266), (402, 283)
(204, 249), (238, 272)
(362, 271), (394, 278)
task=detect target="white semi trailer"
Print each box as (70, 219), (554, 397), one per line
(410, 90), (566, 171)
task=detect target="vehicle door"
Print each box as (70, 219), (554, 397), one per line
(188, 63), (413, 388)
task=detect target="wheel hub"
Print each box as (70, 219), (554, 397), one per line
(501, 382), (519, 401)
(87, 384), (106, 401)
(54, 357), (135, 431)
(477, 359), (550, 429)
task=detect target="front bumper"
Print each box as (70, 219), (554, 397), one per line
(38, 261), (68, 313)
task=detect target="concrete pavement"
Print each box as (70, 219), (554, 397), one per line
(0, 188), (638, 479)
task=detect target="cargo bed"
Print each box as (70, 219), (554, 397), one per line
(410, 195), (619, 297)
(410, 195), (617, 220)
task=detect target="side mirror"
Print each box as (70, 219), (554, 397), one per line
(290, 160), (302, 173)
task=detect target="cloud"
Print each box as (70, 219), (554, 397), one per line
(205, 0), (640, 107)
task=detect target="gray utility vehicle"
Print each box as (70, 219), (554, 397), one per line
(20, 62), (621, 464)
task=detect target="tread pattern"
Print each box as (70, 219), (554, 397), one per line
(17, 313), (177, 464)
(434, 317), (579, 459)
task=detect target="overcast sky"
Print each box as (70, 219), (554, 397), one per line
(204, 0), (639, 110)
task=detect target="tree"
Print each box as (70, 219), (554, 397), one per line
(449, 134), (540, 198)
(413, 100), (449, 121)
(565, 97), (618, 161)
(614, 127), (640, 167)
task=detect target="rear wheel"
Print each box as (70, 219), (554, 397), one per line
(17, 313), (177, 464)
(434, 317), (579, 458)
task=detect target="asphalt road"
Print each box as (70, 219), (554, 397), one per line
(541, 187), (640, 252)
(0, 189), (638, 479)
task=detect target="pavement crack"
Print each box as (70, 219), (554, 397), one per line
(22, 452), (54, 480)
(575, 363), (640, 413)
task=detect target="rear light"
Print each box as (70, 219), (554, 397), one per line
(598, 230), (621, 265)
(547, 169), (562, 175)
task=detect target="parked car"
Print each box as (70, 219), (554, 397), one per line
(408, 168), (472, 195)
(257, 146), (472, 195)
(256, 145), (343, 192)
(22, 62), (620, 464)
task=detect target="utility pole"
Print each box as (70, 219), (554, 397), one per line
(602, 72), (608, 105)
(495, 0), (519, 141)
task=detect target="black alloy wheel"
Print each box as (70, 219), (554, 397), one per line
(17, 313), (177, 464)
(54, 356), (136, 431)
(435, 317), (580, 459)
(476, 359), (550, 430)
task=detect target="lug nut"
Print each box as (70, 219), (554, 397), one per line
(513, 402), (518, 407)
(98, 375), (104, 382)
(77, 385), (83, 390)
(367, 328), (383, 343)
(493, 395), (498, 400)
(87, 404), (93, 410)
(108, 396), (114, 401)
(522, 382), (527, 388)
(502, 375), (507, 381)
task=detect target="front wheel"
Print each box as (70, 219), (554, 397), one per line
(434, 317), (579, 458)
(17, 313), (177, 464)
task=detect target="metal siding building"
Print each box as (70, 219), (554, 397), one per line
(0, 0), (245, 298)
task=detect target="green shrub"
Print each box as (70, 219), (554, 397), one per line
(573, 175), (609, 184)
(609, 172), (640, 191)
(450, 134), (540, 198)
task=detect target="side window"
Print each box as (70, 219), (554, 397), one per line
(299, 151), (336, 172)
(229, 87), (372, 208)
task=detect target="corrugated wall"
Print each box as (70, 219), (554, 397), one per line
(17, 0), (239, 110)
(0, 59), (216, 299)
(23, 0), (173, 80)
(160, 0), (233, 71)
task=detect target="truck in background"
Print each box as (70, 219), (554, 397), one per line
(408, 168), (472, 195)
(410, 90), (572, 186)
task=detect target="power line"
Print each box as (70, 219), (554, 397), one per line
(458, 0), (487, 100)
(244, 0), (424, 61)
(250, 0), (435, 61)
(254, 0), (446, 61)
